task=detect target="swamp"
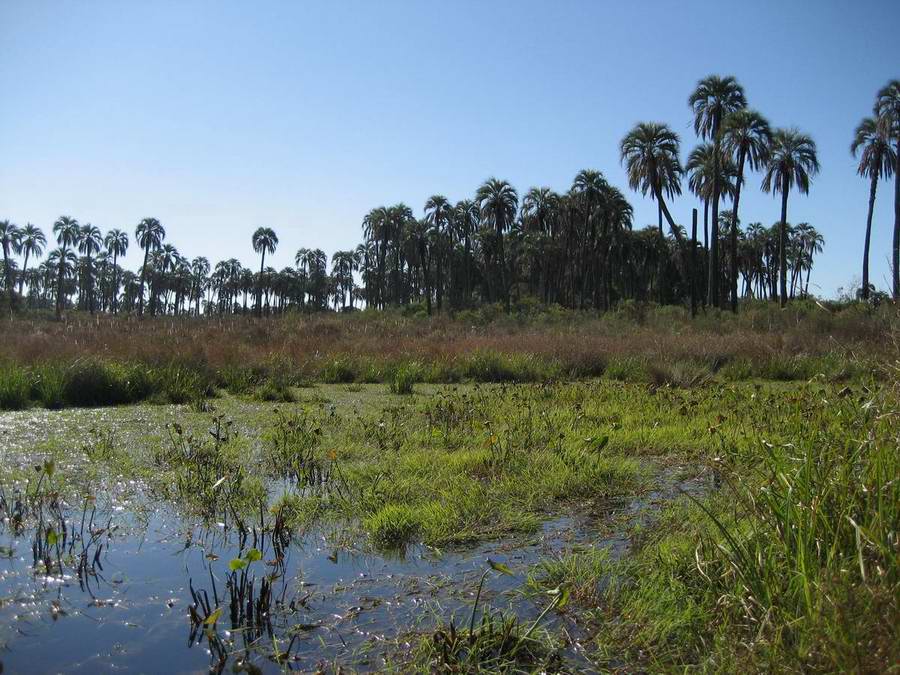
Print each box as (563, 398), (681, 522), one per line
(0, 307), (897, 672)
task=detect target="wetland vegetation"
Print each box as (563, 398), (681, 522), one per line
(0, 305), (898, 673)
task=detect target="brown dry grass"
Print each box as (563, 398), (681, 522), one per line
(1, 301), (894, 378)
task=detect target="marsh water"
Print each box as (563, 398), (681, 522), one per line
(0, 400), (708, 673)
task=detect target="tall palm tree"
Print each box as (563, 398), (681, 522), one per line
(762, 128), (819, 307)
(135, 218), (165, 316)
(874, 80), (900, 299)
(476, 178), (518, 311)
(453, 199), (479, 306)
(251, 227), (278, 316)
(190, 256), (210, 315)
(686, 143), (739, 252)
(78, 224), (103, 313)
(689, 75), (747, 308)
(104, 229), (129, 313)
(571, 170), (609, 307)
(521, 187), (560, 302)
(424, 195), (453, 311)
(851, 117), (895, 299)
(47, 248), (78, 312)
(722, 109), (771, 311)
(620, 122), (685, 247)
(52, 215), (81, 319)
(16, 224), (47, 300)
(0, 220), (21, 305)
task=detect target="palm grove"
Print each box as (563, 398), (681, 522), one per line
(2, 77), (898, 318)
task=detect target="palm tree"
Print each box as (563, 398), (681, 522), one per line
(52, 215), (80, 319)
(851, 117), (895, 299)
(689, 75), (747, 308)
(47, 248), (78, 312)
(722, 109), (771, 311)
(424, 195), (453, 311)
(251, 227), (278, 316)
(571, 170), (609, 307)
(189, 256), (210, 314)
(453, 199), (479, 306)
(620, 123), (685, 245)
(0, 220), (21, 305)
(476, 178), (518, 311)
(135, 218), (165, 316)
(104, 229), (129, 313)
(78, 224), (103, 313)
(521, 187), (560, 302)
(762, 128), (819, 307)
(16, 224), (47, 301)
(874, 80), (900, 299)
(791, 222), (824, 297)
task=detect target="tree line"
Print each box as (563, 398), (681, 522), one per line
(2, 76), (897, 319)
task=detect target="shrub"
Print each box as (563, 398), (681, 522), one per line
(30, 364), (66, 409)
(321, 358), (357, 384)
(364, 504), (421, 549)
(62, 361), (130, 407)
(0, 365), (30, 410)
(604, 356), (649, 383)
(389, 365), (416, 395)
(254, 378), (295, 402)
(156, 365), (211, 404)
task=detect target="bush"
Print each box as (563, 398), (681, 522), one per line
(30, 364), (66, 408)
(364, 504), (421, 549)
(321, 358), (357, 384)
(604, 356), (649, 383)
(63, 361), (131, 407)
(254, 378), (296, 402)
(389, 365), (416, 395)
(155, 365), (212, 404)
(0, 365), (30, 410)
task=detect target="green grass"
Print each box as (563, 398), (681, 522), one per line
(2, 371), (896, 672)
(595, 382), (900, 672)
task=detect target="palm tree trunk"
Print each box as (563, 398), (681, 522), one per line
(708, 183), (720, 308)
(256, 251), (265, 317)
(87, 254), (95, 314)
(861, 176), (878, 299)
(2, 243), (13, 307)
(893, 138), (900, 300)
(730, 149), (746, 312)
(497, 227), (509, 312)
(55, 248), (66, 320)
(18, 251), (30, 298)
(779, 176), (789, 308)
(703, 199), (709, 251)
(690, 208), (698, 317)
(138, 247), (149, 316)
(436, 254), (443, 312)
(112, 253), (119, 313)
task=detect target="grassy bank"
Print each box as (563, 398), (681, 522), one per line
(0, 300), (891, 410)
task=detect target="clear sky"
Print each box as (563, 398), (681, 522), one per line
(1, 1), (898, 297)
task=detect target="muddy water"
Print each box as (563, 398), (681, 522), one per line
(0, 403), (709, 672)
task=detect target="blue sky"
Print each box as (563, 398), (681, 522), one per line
(1, 1), (898, 297)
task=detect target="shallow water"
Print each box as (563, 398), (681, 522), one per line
(0, 399), (709, 672)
